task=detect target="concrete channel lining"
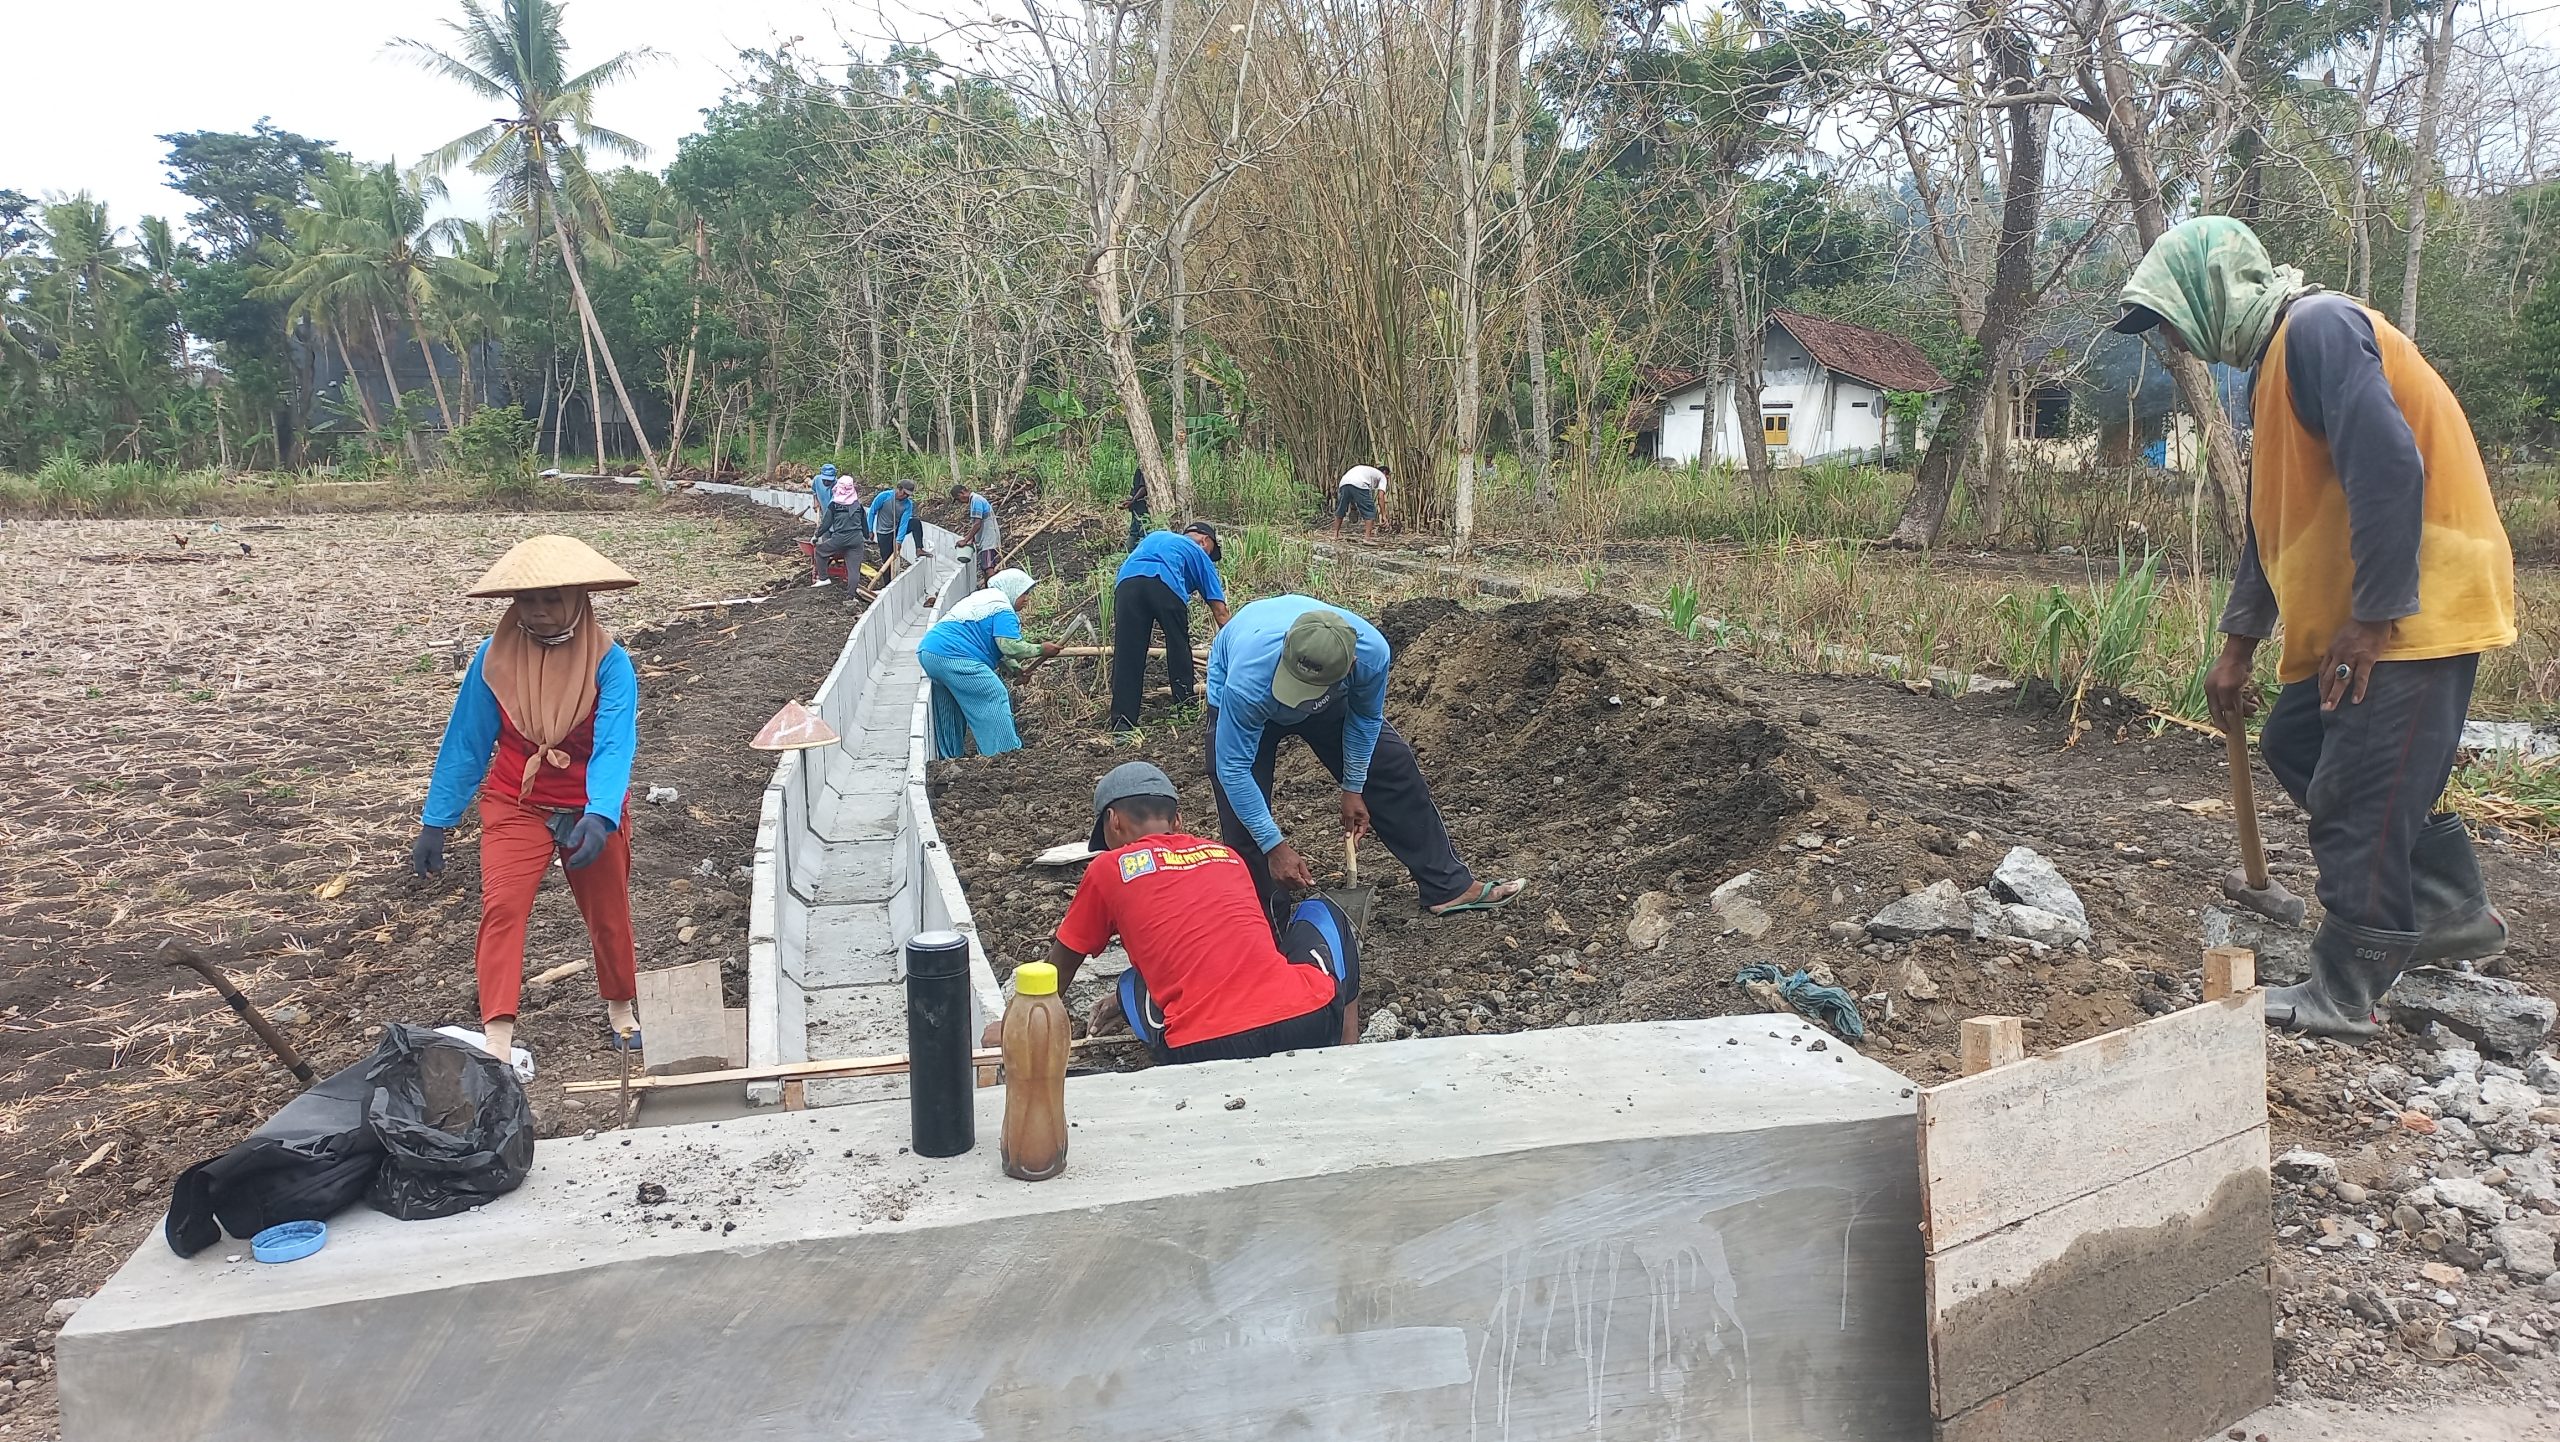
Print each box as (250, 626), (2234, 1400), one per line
(60, 1018), (1930, 1442)
(737, 508), (1003, 1107)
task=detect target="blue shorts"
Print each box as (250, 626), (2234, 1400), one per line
(1334, 485), (1378, 522)
(1119, 896), (1361, 1064)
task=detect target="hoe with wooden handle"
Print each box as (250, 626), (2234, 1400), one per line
(2222, 720), (2306, 926)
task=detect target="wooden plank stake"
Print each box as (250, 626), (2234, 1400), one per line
(2203, 946), (2257, 1001)
(559, 1034), (1144, 1094)
(991, 505), (1074, 572)
(1958, 1016), (2025, 1076)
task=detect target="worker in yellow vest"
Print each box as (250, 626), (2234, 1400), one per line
(2118, 216), (2517, 1041)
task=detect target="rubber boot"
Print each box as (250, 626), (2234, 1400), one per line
(2265, 918), (2418, 1043)
(2411, 814), (2508, 964)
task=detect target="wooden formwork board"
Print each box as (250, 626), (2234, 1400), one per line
(1920, 989), (2273, 1442)
(636, 960), (747, 1077)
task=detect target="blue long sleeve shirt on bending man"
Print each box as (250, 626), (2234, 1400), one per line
(1115, 529), (1227, 604)
(1204, 595), (1391, 854)
(421, 640), (639, 829)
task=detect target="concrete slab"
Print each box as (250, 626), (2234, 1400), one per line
(791, 905), (899, 988)
(790, 839), (905, 906)
(805, 982), (910, 1060)
(62, 1018), (1927, 1442)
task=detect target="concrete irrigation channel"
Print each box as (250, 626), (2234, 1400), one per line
(54, 491), (2349, 1440)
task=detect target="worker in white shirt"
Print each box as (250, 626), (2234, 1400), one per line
(1332, 463), (1388, 543)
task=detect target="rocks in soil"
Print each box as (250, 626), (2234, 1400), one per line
(2491, 1223), (2558, 1281)
(2203, 905), (2313, 984)
(1360, 1006), (1407, 1044)
(1896, 955), (1942, 1002)
(2001, 903), (2084, 949)
(2385, 969), (2557, 1058)
(1626, 891), (1680, 952)
(2432, 1175), (2507, 1223)
(2274, 1149), (2341, 1187)
(1708, 872), (1772, 940)
(1867, 880), (1973, 941)
(1962, 887), (2005, 941)
(1990, 846), (2088, 935)
(1875, 859), (2089, 949)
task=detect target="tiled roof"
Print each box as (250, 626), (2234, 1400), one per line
(1769, 311), (1950, 393)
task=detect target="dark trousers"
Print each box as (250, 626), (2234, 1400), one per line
(1206, 703), (1474, 926)
(1128, 897), (1362, 1064)
(1127, 508), (1148, 547)
(1109, 576), (1195, 730)
(2258, 654), (2477, 933)
(812, 534), (861, 582)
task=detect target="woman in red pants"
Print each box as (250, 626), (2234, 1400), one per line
(410, 535), (642, 1063)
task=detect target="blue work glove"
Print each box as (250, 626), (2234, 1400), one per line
(561, 813), (614, 871)
(411, 825), (449, 877)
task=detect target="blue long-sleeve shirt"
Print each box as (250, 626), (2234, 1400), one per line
(1116, 529), (1227, 603)
(865, 489), (922, 545)
(422, 641), (639, 829)
(919, 602), (1024, 669)
(1204, 596), (1391, 853)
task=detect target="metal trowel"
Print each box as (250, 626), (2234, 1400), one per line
(1325, 834), (1376, 931)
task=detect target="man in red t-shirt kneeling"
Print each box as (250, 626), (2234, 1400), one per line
(1047, 761), (1361, 1063)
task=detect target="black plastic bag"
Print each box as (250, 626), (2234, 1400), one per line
(165, 1052), (385, 1258)
(362, 1023), (536, 1220)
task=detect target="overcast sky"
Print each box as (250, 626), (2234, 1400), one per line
(10, 0), (2560, 247)
(0, 0), (876, 239)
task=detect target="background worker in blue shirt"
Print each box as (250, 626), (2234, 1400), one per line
(1205, 595), (1526, 929)
(865, 477), (928, 575)
(1110, 522), (1230, 731)
(809, 462), (840, 524)
(919, 568), (1059, 756)
(948, 482), (1001, 575)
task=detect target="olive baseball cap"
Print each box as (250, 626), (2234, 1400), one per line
(1274, 609), (1357, 707)
(1089, 760), (1182, 850)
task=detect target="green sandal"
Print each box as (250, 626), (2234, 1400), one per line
(1429, 878), (1528, 916)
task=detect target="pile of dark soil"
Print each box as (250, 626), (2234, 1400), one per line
(931, 585), (2557, 1093)
(933, 595), (1828, 1039)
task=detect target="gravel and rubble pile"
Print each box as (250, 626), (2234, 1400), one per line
(2269, 1030), (2560, 1407)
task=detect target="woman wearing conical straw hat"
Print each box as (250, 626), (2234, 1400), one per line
(411, 535), (644, 1064)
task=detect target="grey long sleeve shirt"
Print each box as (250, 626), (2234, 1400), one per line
(2218, 293), (2426, 641)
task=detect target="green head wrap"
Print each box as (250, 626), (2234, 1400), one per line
(2117, 216), (2307, 368)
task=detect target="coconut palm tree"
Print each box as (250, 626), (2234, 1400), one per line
(394, 0), (665, 482)
(263, 160), (496, 462)
(30, 197), (140, 333)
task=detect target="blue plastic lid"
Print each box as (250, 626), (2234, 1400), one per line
(251, 1221), (326, 1264)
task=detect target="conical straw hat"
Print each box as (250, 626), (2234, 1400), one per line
(466, 535), (640, 597)
(750, 699), (839, 751)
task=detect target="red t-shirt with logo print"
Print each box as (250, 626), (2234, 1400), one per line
(1056, 832), (1336, 1047)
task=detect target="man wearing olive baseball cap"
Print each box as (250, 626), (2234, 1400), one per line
(1203, 595), (1525, 927)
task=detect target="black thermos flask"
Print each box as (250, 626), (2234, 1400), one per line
(904, 930), (975, 1157)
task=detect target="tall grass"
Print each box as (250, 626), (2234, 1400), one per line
(0, 455), (224, 516)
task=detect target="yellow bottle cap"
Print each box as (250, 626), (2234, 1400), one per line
(1015, 962), (1059, 996)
